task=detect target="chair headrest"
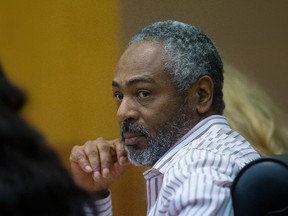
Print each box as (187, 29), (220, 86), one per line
(231, 154), (288, 216)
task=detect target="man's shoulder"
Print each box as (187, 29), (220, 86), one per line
(170, 128), (259, 171)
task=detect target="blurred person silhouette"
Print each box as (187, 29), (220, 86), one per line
(0, 65), (98, 216)
(0, 64), (26, 112)
(223, 64), (288, 156)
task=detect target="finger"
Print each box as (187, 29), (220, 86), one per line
(70, 145), (92, 173)
(97, 138), (115, 178)
(70, 160), (91, 184)
(84, 138), (115, 179)
(110, 138), (129, 166)
(83, 140), (101, 176)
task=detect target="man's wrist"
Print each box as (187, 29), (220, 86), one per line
(92, 189), (110, 199)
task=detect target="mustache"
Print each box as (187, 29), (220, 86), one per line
(120, 122), (150, 137)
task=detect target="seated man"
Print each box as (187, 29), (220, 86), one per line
(70, 20), (260, 215)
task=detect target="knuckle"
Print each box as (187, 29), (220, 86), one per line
(83, 142), (98, 155)
(70, 145), (84, 161)
(87, 149), (97, 158)
(95, 137), (105, 142)
(83, 140), (94, 147)
(98, 144), (110, 152)
(71, 145), (81, 152)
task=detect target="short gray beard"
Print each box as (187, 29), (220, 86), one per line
(121, 106), (194, 167)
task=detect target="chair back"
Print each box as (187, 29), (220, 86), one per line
(231, 154), (288, 216)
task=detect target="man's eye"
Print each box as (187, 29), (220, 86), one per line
(113, 92), (123, 101)
(138, 90), (150, 98)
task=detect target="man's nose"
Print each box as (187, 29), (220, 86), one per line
(116, 97), (139, 123)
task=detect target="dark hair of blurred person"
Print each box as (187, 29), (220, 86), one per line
(0, 65), (26, 112)
(0, 65), (98, 216)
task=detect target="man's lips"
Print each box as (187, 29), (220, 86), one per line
(123, 132), (145, 146)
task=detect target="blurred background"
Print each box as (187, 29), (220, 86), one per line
(0, 0), (287, 215)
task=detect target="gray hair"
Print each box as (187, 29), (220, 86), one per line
(128, 20), (225, 114)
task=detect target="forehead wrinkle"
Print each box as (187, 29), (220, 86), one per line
(126, 77), (155, 87)
(112, 76), (156, 89)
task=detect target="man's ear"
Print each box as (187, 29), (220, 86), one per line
(187, 75), (213, 114)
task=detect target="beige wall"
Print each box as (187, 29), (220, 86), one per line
(0, 0), (121, 147)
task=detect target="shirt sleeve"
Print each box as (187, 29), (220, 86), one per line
(84, 191), (113, 216)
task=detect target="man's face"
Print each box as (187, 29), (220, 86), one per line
(112, 41), (194, 166)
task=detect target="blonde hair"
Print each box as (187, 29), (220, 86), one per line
(223, 64), (288, 156)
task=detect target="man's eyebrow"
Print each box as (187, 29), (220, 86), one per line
(112, 77), (155, 88)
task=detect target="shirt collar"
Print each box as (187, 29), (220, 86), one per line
(149, 115), (229, 174)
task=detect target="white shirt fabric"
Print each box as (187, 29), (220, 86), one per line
(94, 115), (260, 216)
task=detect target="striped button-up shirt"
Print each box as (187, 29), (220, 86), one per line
(94, 115), (260, 216)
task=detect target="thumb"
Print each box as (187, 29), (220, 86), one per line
(70, 161), (95, 190)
